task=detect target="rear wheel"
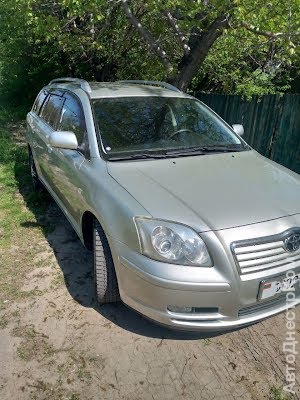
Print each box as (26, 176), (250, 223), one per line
(93, 219), (120, 304)
(28, 150), (43, 192)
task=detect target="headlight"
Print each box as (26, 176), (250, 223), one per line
(135, 217), (212, 267)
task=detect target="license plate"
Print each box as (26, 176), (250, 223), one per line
(258, 273), (300, 300)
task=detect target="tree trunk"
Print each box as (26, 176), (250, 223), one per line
(173, 15), (229, 91)
(121, 0), (173, 73)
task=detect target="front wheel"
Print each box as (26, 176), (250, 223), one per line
(93, 220), (120, 304)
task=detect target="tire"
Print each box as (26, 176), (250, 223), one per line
(93, 219), (120, 304)
(28, 149), (44, 192)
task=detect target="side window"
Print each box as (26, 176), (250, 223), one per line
(32, 90), (48, 115)
(58, 93), (87, 148)
(40, 94), (64, 129)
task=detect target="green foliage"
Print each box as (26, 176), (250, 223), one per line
(270, 385), (291, 400)
(0, 112), (51, 245)
(198, 29), (292, 99)
(0, 0), (299, 102)
(0, 131), (30, 244)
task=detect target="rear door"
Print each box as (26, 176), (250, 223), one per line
(29, 90), (64, 187)
(27, 89), (48, 178)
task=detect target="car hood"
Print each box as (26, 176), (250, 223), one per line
(107, 150), (300, 231)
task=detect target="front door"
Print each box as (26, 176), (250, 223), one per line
(47, 92), (92, 227)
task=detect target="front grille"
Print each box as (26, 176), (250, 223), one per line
(231, 228), (300, 275)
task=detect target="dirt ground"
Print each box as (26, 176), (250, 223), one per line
(0, 159), (300, 399)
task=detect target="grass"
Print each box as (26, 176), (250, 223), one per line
(0, 107), (53, 306)
(12, 325), (55, 362)
(0, 104), (29, 126)
(0, 125), (50, 244)
(67, 395), (80, 400)
(0, 105), (84, 400)
(0, 316), (8, 329)
(0, 134), (29, 242)
(270, 386), (292, 400)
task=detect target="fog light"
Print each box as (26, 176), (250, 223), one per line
(167, 306), (193, 313)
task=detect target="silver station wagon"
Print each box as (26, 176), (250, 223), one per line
(26, 78), (300, 331)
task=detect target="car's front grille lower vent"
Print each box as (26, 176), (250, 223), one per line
(231, 228), (300, 275)
(238, 296), (286, 317)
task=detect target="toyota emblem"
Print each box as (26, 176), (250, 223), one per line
(284, 233), (300, 253)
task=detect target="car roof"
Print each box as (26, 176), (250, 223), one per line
(46, 79), (191, 100)
(88, 82), (189, 99)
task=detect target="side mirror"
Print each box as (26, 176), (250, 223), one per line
(49, 131), (78, 150)
(232, 124), (244, 137)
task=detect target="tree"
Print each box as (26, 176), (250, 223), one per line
(0, 0), (299, 103)
(119, 0), (300, 92)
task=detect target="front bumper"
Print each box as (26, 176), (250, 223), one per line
(110, 238), (300, 331)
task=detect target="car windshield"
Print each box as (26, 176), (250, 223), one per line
(92, 96), (247, 159)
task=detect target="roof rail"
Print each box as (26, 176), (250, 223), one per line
(117, 80), (181, 93)
(49, 78), (92, 93)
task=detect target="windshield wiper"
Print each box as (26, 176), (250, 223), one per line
(108, 153), (169, 161)
(108, 144), (247, 161)
(165, 147), (206, 156)
(198, 145), (245, 153)
(166, 145), (245, 156)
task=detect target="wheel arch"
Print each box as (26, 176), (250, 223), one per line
(81, 210), (96, 251)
